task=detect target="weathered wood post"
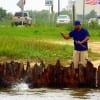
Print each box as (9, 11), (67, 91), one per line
(85, 61), (97, 88)
(97, 65), (100, 87)
(0, 60), (99, 88)
(78, 64), (86, 87)
(54, 60), (64, 88)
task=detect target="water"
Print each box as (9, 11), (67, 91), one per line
(0, 83), (100, 100)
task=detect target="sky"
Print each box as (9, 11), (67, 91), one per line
(0, 0), (68, 14)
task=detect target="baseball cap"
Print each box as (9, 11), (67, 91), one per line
(74, 20), (81, 25)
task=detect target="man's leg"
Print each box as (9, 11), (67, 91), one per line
(80, 51), (88, 67)
(73, 50), (80, 69)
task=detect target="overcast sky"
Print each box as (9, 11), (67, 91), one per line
(0, 0), (68, 14)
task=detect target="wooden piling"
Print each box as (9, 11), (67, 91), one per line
(0, 60), (99, 88)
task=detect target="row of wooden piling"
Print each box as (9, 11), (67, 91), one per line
(0, 60), (99, 88)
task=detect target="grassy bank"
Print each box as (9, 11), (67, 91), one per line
(0, 23), (100, 63)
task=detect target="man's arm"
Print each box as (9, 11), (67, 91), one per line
(76, 36), (90, 44)
(61, 33), (71, 40)
(81, 36), (90, 43)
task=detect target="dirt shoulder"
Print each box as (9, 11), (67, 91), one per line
(39, 40), (100, 53)
(38, 39), (100, 67)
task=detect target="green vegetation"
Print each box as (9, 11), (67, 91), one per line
(0, 8), (12, 21)
(0, 22), (100, 63)
(0, 7), (99, 64)
(0, 25), (71, 62)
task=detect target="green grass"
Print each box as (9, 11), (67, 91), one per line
(0, 26), (66, 40)
(0, 22), (100, 63)
(0, 24), (72, 62)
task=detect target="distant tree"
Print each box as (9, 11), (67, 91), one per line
(59, 8), (72, 18)
(27, 10), (50, 25)
(26, 9), (73, 25)
(0, 7), (7, 21)
(0, 7), (13, 21)
(6, 13), (12, 20)
(85, 10), (97, 20)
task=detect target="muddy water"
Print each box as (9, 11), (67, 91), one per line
(0, 83), (100, 100)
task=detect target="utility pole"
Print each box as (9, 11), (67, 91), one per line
(83, 0), (85, 25)
(51, 1), (54, 25)
(58, 0), (60, 16)
(49, 6), (51, 25)
(22, 1), (24, 26)
(72, 3), (75, 23)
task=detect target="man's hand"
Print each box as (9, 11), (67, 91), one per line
(60, 32), (71, 40)
(75, 41), (87, 48)
(75, 36), (90, 45)
(61, 32), (64, 36)
(76, 41), (82, 44)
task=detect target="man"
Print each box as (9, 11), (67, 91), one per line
(61, 21), (90, 69)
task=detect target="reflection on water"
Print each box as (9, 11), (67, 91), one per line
(0, 83), (100, 100)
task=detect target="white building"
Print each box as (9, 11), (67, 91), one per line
(75, 0), (100, 15)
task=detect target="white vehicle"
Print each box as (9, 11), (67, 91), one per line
(97, 16), (100, 25)
(56, 15), (70, 24)
(88, 18), (97, 25)
(88, 17), (100, 25)
(12, 12), (32, 26)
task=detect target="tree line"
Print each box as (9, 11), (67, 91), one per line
(0, 7), (12, 21)
(0, 7), (98, 24)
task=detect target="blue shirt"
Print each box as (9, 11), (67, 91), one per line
(69, 28), (90, 51)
